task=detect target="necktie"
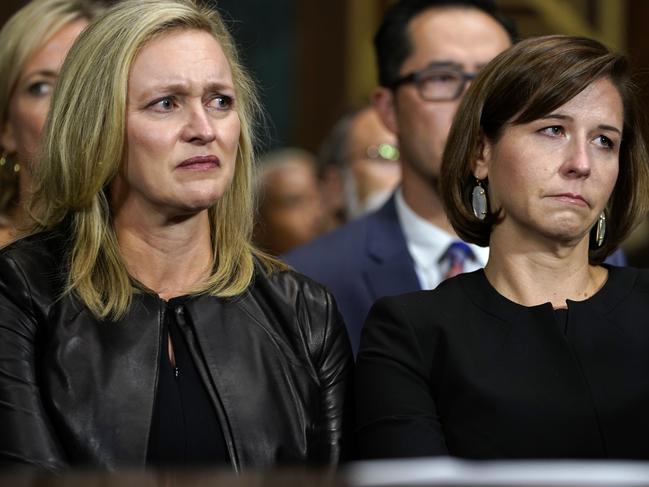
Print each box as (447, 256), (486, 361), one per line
(439, 241), (474, 280)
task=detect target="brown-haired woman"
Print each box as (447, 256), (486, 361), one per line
(355, 35), (649, 460)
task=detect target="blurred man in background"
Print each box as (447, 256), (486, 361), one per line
(319, 105), (401, 231)
(254, 148), (324, 256)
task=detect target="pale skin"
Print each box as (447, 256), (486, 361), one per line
(111, 29), (240, 300)
(110, 29), (241, 363)
(474, 78), (623, 308)
(373, 7), (511, 232)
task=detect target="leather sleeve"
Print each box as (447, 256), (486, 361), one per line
(314, 288), (353, 464)
(355, 295), (448, 459)
(0, 252), (66, 470)
(293, 274), (353, 465)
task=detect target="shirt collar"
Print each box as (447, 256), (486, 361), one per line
(394, 187), (489, 268)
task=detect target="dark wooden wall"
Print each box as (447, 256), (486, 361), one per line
(1, 0), (648, 155)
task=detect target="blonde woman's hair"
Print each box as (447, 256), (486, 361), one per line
(0, 0), (101, 216)
(31, 0), (283, 319)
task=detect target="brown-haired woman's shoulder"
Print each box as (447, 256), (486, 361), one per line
(362, 272), (476, 331)
(605, 263), (649, 296)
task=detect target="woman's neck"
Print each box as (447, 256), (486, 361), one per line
(485, 228), (608, 309)
(0, 201), (29, 246)
(114, 209), (214, 300)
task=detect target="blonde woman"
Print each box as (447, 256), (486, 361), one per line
(0, 0), (100, 246)
(0, 0), (352, 470)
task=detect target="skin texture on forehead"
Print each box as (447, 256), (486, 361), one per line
(402, 6), (512, 75)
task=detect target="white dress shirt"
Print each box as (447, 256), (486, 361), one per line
(395, 188), (489, 290)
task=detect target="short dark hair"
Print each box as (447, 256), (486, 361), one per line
(374, 0), (517, 87)
(442, 35), (649, 264)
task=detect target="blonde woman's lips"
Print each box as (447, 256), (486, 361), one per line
(177, 155), (221, 171)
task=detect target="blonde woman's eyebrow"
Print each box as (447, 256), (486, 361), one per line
(23, 69), (58, 79)
(140, 80), (234, 96)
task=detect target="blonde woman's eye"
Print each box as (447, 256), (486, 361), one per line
(210, 95), (233, 111)
(27, 81), (53, 96)
(149, 97), (175, 112)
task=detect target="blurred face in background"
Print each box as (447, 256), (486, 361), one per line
(1, 18), (88, 170)
(344, 106), (400, 219)
(254, 153), (323, 255)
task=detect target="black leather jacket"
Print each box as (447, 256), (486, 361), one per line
(0, 230), (352, 471)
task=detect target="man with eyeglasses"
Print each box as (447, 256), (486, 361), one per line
(284, 0), (515, 354)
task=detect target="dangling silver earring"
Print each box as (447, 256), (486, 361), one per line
(471, 179), (487, 220)
(595, 211), (606, 247)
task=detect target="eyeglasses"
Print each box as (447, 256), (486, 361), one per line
(389, 64), (476, 102)
(365, 143), (399, 162)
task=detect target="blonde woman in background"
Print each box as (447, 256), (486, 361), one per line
(0, 0), (351, 471)
(0, 0), (101, 246)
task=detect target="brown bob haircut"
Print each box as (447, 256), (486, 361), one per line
(442, 35), (649, 264)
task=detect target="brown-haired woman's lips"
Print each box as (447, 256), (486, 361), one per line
(549, 193), (589, 208)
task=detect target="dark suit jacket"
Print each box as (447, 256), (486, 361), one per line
(284, 195), (418, 353)
(356, 266), (649, 460)
(284, 194), (627, 355)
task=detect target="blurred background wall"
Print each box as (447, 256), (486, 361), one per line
(219, 0), (644, 154)
(0, 0), (644, 153)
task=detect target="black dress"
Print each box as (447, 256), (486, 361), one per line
(146, 296), (229, 468)
(355, 265), (649, 460)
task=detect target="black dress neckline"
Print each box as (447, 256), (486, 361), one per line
(457, 265), (638, 324)
(146, 296), (229, 468)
